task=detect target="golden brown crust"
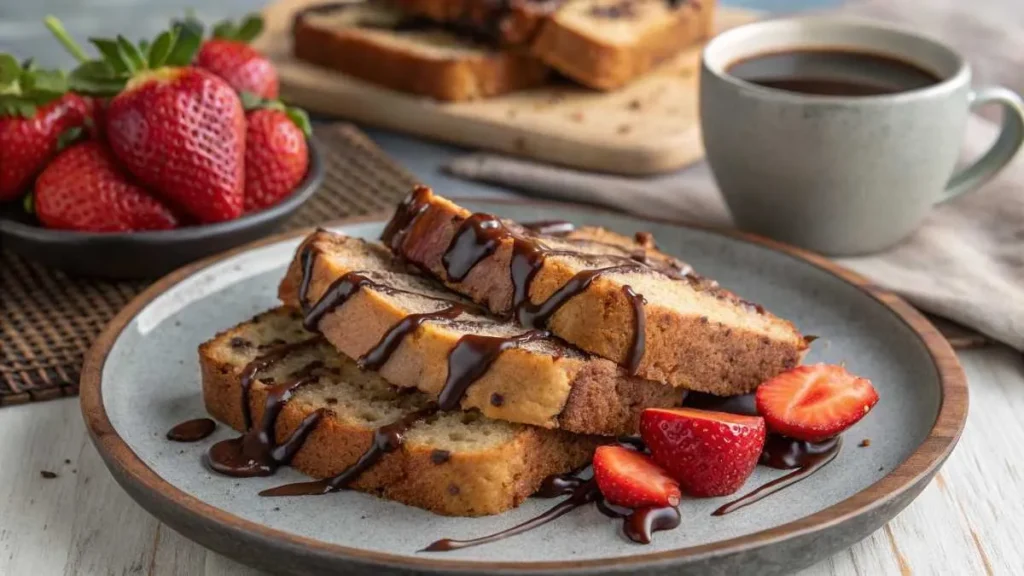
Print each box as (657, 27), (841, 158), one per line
(292, 6), (550, 101)
(200, 325), (600, 517)
(531, 0), (716, 89)
(277, 233), (681, 435)
(393, 0), (555, 45)
(390, 189), (807, 395)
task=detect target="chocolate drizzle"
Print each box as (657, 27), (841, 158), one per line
(359, 305), (464, 370)
(621, 285), (647, 375)
(166, 418), (216, 442)
(381, 185), (431, 250)
(440, 330), (550, 410)
(681, 392), (845, 517)
(521, 220), (576, 236)
(713, 437), (842, 516)
(442, 213), (504, 281)
(260, 404), (440, 497)
(238, 337), (323, 429)
(206, 360), (325, 477)
(302, 270), (384, 332)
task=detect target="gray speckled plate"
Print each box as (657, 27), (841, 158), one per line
(80, 199), (967, 576)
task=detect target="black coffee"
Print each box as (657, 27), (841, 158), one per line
(726, 49), (941, 96)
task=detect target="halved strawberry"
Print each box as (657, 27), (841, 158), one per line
(592, 445), (681, 509)
(755, 364), (879, 442)
(640, 408), (765, 497)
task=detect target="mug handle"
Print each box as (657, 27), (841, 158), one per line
(944, 86), (1024, 200)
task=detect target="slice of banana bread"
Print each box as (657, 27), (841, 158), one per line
(383, 187), (808, 394)
(200, 307), (600, 516)
(292, 2), (550, 101)
(277, 231), (681, 435)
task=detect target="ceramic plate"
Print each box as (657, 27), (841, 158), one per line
(81, 199), (967, 576)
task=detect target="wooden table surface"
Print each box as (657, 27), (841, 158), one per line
(2, 0), (1023, 574)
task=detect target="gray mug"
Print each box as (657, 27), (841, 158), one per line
(700, 16), (1024, 255)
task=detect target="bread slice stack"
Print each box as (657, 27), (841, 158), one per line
(198, 187), (807, 517)
(290, 0), (716, 100)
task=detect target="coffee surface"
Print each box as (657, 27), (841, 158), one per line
(727, 49), (941, 96)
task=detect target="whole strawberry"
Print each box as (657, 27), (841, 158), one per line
(242, 96), (310, 212)
(35, 141), (178, 232)
(192, 15), (278, 100)
(0, 55), (92, 201)
(52, 21), (246, 222)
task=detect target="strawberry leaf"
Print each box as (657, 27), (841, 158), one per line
(90, 38), (129, 75)
(285, 107), (312, 137)
(238, 90), (265, 110)
(117, 35), (147, 73)
(0, 54), (21, 87)
(236, 15), (264, 43)
(68, 60), (125, 96)
(15, 101), (36, 118)
(171, 11), (205, 39)
(164, 24), (202, 67)
(211, 20), (237, 40)
(22, 68), (67, 96)
(147, 29), (176, 68)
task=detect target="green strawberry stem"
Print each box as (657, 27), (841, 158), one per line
(44, 16), (90, 63)
(48, 17), (203, 97)
(239, 91), (312, 137)
(210, 14), (264, 43)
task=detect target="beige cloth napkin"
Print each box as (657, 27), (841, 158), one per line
(446, 114), (1024, 351)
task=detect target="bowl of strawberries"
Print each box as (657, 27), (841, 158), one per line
(0, 15), (324, 279)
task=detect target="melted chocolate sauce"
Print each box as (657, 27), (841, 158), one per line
(521, 220), (576, 236)
(421, 479), (603, 552)
(519, 264), (647, 329)
(621, 285), (647, 375)
(682, 391), (759, 416)
(238, 337), (324, 430)
(440, 330), (549, 410)
(535, 471), (586, 498)
(681, 391), (844, 516)
(166, 418), (216, 442)
(381, 185), (431, 250)
(359, 305), (464, 370)
(713, 437), (842, 516)
(260, 404), (439, 497)
(442, 213), (504, 281)
(302, 270), (384, 332)
(623, 507), (683, 544)
(206, 361), (324, 477)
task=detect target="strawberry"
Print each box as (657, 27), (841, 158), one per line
(51, 19), (246, 222)
(756, 364), (879, 442)
(592, 445), (681, 509)
(241, 96), (311, 212)
(0, 55), (92, 201)
(640, 408), (765, 497)
(34, 141), (177, 232)
(189, 14), (278, 99)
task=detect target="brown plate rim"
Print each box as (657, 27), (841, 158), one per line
(80, 197), (968, 573)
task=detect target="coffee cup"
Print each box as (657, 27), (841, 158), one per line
(700, 16), (1024, 255)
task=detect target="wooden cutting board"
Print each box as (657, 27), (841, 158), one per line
(254, 0), (758, 175)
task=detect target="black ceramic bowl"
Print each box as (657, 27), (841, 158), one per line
(0, 139), (324, 280)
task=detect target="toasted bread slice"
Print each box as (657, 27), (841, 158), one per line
(383, 187), (808, 394)
(390, 0), (715, 89)
(532, 0), (716, 89)
(277, 232), (681, 435)
(200, 307), (599, 516)
(292, 2), (550, 101)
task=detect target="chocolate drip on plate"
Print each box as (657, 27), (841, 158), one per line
(166, 418), (216, 442)
(713, 437), (842, 516)
(260, 404), (439, 497)
(207, 361), (324, 477)
(440, 330), (550, 410)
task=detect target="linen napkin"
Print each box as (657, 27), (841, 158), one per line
(446, 113), (1024, 351)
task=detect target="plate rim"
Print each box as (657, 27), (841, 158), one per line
(80, 198), (968, 573)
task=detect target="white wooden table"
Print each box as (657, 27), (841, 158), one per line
(1, 346), (1021, 575)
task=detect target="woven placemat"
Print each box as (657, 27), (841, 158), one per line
(0, 123), (417, 407)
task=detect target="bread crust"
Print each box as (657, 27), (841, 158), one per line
(531, 0), (717, 89)
(292, 5), (550, 101)
(199, 314), (600, 517)
(389, 190), (807, 394)
(393, 0), (558, 45)
(277, 232), (681, 435)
